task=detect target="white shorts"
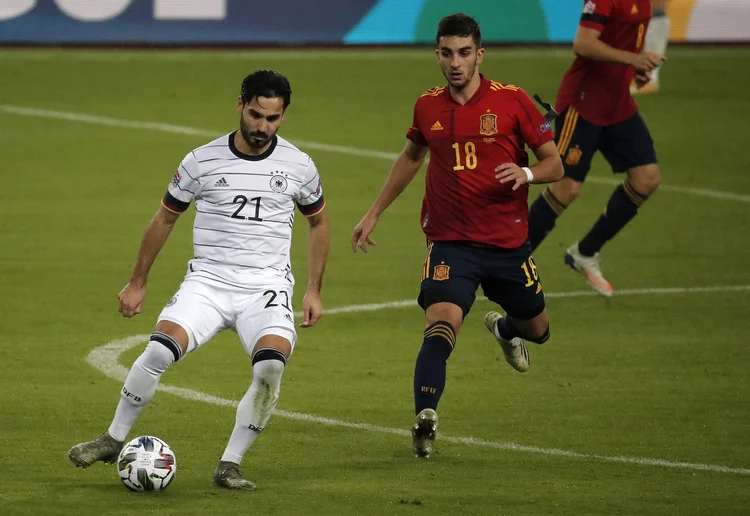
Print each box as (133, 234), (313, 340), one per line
(157, 278), (297, 358)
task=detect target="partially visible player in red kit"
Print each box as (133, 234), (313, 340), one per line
(351, 13), (563, 458)
(527, 0), (665, 296)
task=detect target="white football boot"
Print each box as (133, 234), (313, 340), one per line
(564, 243), (614, 297)
(484, 311), (530, 373)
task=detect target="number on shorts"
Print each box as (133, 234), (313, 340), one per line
(262, 290), (291, 312)
(520, 257), (539, 287)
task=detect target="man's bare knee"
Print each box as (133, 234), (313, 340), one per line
(155, 320), (190, 354)
(425, 302), (464, 334)
(252, 334), (292, 359)
(548, 178), (582, 206)
(627, 165), (661, 196)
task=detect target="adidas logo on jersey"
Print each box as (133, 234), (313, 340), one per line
(214, 177), (230, 187)
(431, 121), (444, 131)
(631, 4), (638, 14)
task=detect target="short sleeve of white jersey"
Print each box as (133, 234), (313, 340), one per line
(294, 159), (325, 217)
(162, 152), (201, 214)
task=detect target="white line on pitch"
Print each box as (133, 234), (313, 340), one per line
(86, 282), (750, 478)
(1, 104), (749, 203)
(88, 336), (750, 477)
(314, 284), (750, 318)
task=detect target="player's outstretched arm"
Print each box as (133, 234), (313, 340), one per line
(495, 141), (563, 191)
(118, 205), (181, 318)
(351, 140), (428, 253)
(301, 208), (329, 328)
(573, 26), (664, 72)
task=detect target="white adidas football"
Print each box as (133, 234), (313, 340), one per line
(117, 436), (176, 492)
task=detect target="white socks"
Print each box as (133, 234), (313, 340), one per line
(220, 349), (286, 464)
(645, 14), (670, 82)
(106, 336), (287, 468)
(107, 335), (179, 442)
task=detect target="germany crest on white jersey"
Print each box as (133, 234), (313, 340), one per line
(162, 132), (324, 289)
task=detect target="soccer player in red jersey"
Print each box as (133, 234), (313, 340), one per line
(351, 13), (563, 458)
(527, 0), (665, 296)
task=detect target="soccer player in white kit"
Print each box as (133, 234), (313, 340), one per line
(68, 70), (330, 491)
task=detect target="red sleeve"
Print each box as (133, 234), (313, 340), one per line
(514, 90), (554, 150)
(406, 99), (427, 147)
(580, 0), (614, 31)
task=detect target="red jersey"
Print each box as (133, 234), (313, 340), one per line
(556, 0), (651, 126)
(406, 75), (553, 249)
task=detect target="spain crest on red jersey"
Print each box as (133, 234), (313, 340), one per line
(480, 113), (498, 136)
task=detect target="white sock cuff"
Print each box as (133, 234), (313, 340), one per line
(150, 331), (184, 362)
(137, 339), (177, 375)
(251, 347), (287, 367)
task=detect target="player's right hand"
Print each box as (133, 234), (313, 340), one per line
(351, 214), (378, 253)
(632, 51), (665, 73)
(118, 282), (146, 318)
(634, 70), (652, 89)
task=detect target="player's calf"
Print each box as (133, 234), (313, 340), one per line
(528, 178), (581, 251)
(218, 344), (287, 477)
(69, 329), (186, 468)
(576, 170), (658, 265)
(524, 325), (550, 344)
(414, 320), (456, 414)
(512, 310), (550, 344)
(107, 335), (179, 442)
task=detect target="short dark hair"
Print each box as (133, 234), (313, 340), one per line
(436, 13), (482, 49)
(240, 70), (292, 109)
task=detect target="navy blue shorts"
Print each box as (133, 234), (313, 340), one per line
(418, 241), (546, 320)
(555, 106), (657, 182)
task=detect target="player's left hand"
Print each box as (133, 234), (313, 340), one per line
(634, 70), (652, 89)
(495, 163), (530, 191)
(300, 290), (323, 328)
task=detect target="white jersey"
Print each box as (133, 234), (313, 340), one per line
(163, 132), (324, 289)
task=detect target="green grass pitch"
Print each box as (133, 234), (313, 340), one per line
(1, 47), (749, 515)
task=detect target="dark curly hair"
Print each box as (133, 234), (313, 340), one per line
(240, 70), (292, 109)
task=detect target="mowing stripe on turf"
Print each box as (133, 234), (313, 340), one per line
(2, 104), (750, 203)
(321, 284), (750, 316)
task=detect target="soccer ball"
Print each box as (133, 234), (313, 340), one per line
(117, 436), (177, 492)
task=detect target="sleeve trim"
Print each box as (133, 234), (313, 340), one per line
(581, 13), (607, 26)
(162, 191), (190, 213)
(297, 196), (325, 217)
